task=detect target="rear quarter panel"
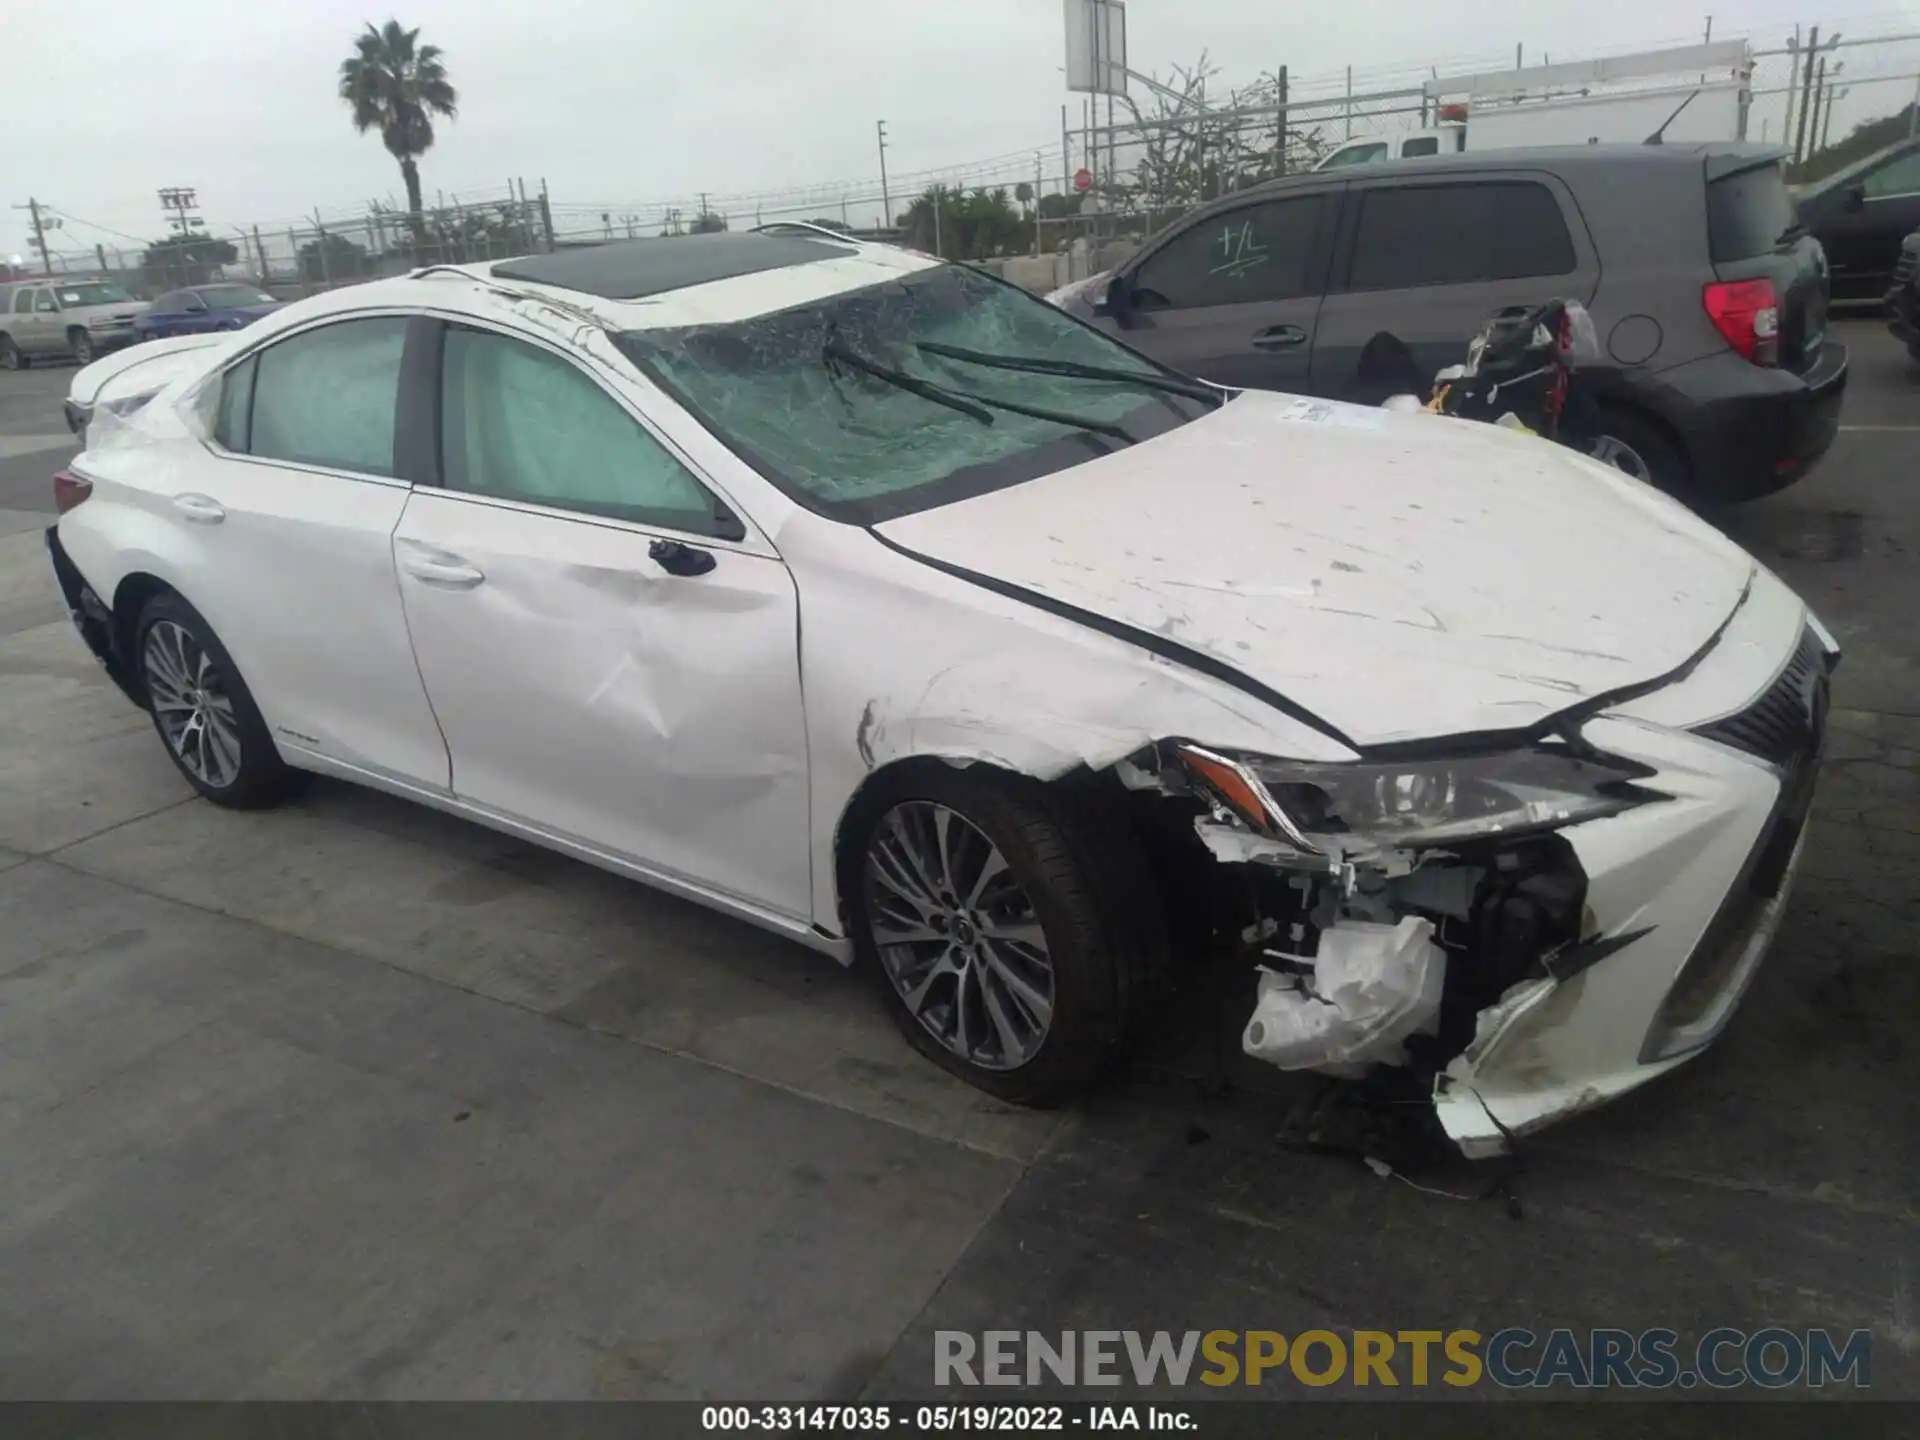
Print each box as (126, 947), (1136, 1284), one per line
(1566, 157), (1729, 372)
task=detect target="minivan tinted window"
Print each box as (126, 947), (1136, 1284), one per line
(1708, 163), (1796, 263)
(1348, 182), (1577, 290)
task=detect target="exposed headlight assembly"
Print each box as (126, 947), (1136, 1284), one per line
(1175, 741), (1659, 856)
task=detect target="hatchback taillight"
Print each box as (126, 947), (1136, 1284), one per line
(1703, 278), (1780, 366)
(53, 470), (93, 514)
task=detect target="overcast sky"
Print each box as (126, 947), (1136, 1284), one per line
(10, 0), (1918, 256)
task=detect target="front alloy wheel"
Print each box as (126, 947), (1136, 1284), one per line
(69, 330), (93, 365)
(865, 801), (1056, 1071)
(143, 619), (243, 788)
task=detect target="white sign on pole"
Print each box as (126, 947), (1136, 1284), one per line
(1064, 0), (1127, 97)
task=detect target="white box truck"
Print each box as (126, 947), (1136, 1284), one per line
(1313, 40), (1753, 171)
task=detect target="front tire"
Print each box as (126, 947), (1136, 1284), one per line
(135, 591), (300, 809)
(67, 328), (93, 365)
(846, 766), (1168, 1106)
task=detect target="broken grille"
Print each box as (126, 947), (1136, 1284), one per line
(1694, 626), (1826, 768)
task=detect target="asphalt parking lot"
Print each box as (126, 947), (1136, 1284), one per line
(0, 324), (1913, 1416)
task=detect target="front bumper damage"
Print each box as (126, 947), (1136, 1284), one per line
(1139, 621), (1834, 1159)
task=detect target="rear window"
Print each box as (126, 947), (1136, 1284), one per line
(1347, 182), (1577, 291)
(1707, 163), (1796, 263)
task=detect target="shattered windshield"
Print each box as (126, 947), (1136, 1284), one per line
(619, 263), (1216, 522)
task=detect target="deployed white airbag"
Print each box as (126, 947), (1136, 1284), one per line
(1242, 916), (1447, 1076)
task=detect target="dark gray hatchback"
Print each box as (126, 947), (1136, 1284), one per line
(1054, 143), (1847, 502)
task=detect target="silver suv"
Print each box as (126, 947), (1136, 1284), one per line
(0, 278), (149, 369)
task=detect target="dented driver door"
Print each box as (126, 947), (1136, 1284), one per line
(391, 321), (812, 920)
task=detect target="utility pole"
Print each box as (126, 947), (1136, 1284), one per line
(1033, 152), (1043, 257)
(1783, 27), (1802, 160)
(1061, 104), (1071, 200)
(1345, 65), (1353, 139)
(1809, 57), (1828, 160)
(13, 197), (53, 275)
(1793, 26), (1820, 163)
(1821, 69), (1846, 152)
(876, 121), (892, 230)
(932, 185), (943, 260)
(1276, 65), (1289, 176)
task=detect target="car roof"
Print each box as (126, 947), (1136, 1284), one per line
(1265, 140), (1787, 195)
(491, 232), (860, 300)
(266, 233), (944, 336)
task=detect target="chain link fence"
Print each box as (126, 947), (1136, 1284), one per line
(30, 186), (554, 302)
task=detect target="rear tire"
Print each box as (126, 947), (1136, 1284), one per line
(135, 591), (301, 810)
(1576, 405), (1689, 497)
(0, 335), (27, 371)
(845, 765), (1168, 1107)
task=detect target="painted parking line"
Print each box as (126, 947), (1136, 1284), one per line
(1838, 425), (1920, 433)
(0, 435), (76, 460)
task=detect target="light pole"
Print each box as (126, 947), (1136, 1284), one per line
(876, 121), (892, 231)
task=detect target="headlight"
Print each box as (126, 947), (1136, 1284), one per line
(1176, 742), (1658, 854)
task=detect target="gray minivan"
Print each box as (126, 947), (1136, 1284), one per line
(0, 278), (148, 369)
(1053, 143), (1846, 502)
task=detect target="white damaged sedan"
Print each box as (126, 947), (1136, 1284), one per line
(45, 231), (1834, 1155)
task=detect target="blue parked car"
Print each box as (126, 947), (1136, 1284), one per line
(133, 282), (282, 341)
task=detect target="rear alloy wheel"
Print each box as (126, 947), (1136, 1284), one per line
(0, 336), (25, 371)
(850, 767), (1168, 1106)
(136, 592), (301, 809)
(1584, 433), (1654, 484)
(68, 328), (93, 365)
(1576, 405), (1688, 497)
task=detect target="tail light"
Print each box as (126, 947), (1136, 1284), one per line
(53, 469), (93, 514)
(1703, 278), (1780, 366)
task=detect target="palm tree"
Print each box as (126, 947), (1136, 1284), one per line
(338, 20), (458, 243)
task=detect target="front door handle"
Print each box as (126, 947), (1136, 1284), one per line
(649, 538), (717, 577)
(172, 492), (226, 525)
(1251, 325), (1308, 351)
(398, 544), (486, 589)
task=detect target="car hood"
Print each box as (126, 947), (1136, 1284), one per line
(873, 393), (1755, 748)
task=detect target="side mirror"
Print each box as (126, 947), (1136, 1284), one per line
(184, 299), (207, 312)
(1092, 275), (1129, 317)
(1844, 184), (1867, 214)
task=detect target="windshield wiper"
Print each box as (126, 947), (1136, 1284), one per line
(916, 340), (1223, 405)
(824, 339), (1137, 443)
(823, 339), (996, 425)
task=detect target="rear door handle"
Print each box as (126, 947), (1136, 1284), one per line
(397, 543), (486, 589)
(1251, 325), (1308, 351)
(172, 492), (226, 525)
